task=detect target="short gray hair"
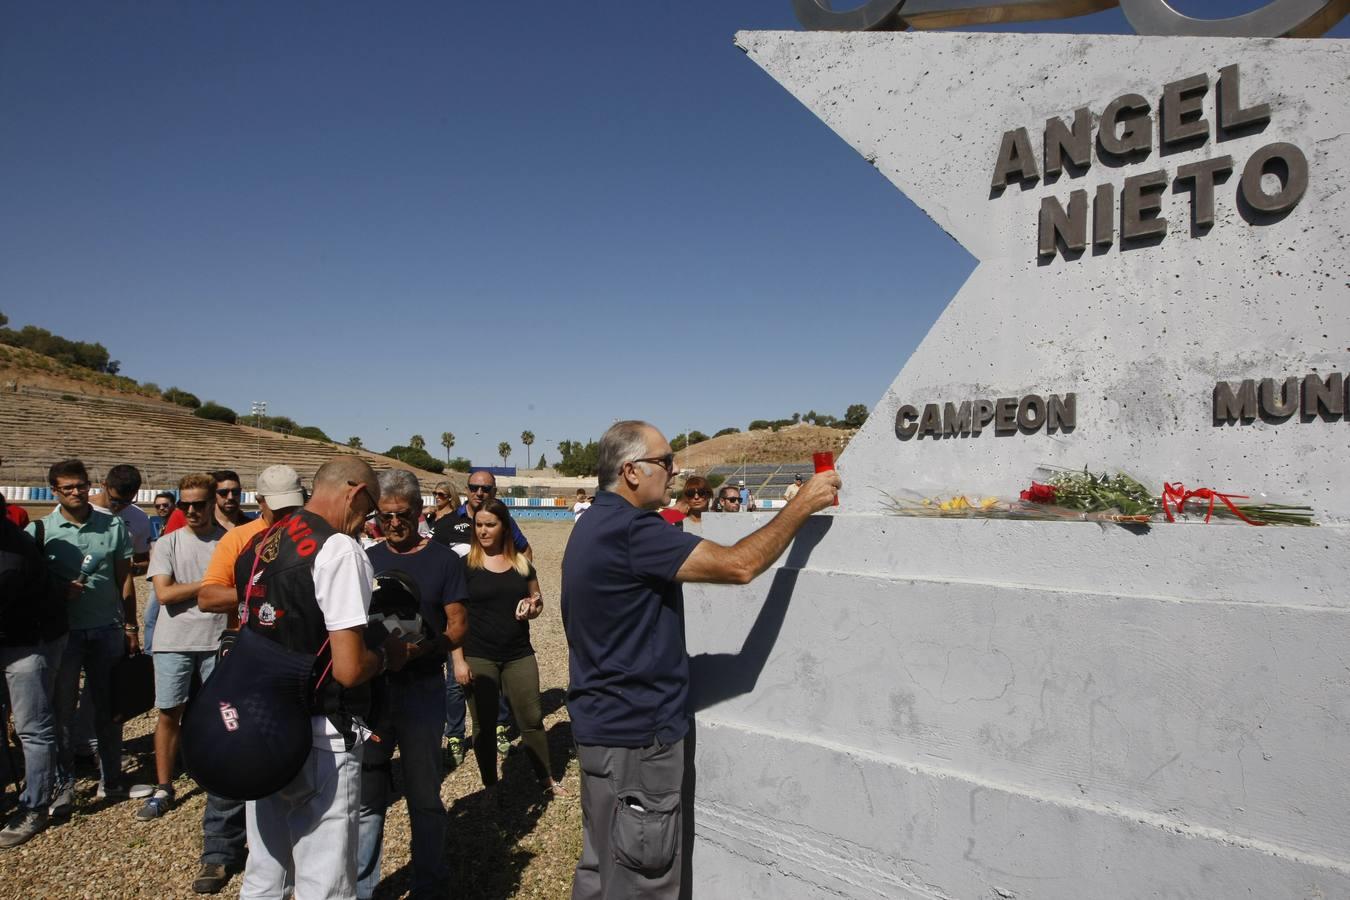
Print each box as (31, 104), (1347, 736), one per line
(377, 469), (423, 510)
(597, 420), (654, 491)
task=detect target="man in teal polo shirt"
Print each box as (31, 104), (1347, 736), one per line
(40, 459), (137, 811)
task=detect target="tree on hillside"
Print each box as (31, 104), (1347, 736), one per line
(0, 311), (7, 326)
(521, 430), (535, 468)
(440, 431), (455, 463)
(498, 442), (512, 467)
(688, 430), (708, 445)
(714, 427), (739, 437)
(843, 403), (869, 428)
(386, 444), (444, 473)
(410, 434), (426, 451)
(347, 436), (363, 449)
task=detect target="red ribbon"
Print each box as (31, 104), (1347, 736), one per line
(1161, 482), (1263, 526)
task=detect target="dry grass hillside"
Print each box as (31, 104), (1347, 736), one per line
(674, 423), (855, 471)
(0, 347), (441, 488)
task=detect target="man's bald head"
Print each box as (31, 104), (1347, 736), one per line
(314, 457), (379, 495)
(309, 457), (380, 536)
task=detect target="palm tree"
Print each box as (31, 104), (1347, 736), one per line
(498, 441), (512, 467)
(410, 434), (426, 451)
(520, 430), (535, 468)
(441, 431), (455, 463)
(346, 436), (363, 449)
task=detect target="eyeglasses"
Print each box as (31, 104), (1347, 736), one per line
(719, 495), (741, 504)
(630, 454), (675, 475)
(684, 488), (712, 498)
(177, 499), (210, 512)
(54, 482), (91, 495)
(375, 510), (415, 524)
(467, 484), (494, 494)
(153, 503), (173, 512)
(216, 488), (242, 498)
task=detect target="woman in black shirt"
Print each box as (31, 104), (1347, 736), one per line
(461, 499), (565, 796)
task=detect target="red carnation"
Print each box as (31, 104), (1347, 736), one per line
(1020, 481), (1057, 504)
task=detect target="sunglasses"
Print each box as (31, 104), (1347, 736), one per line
(433, 492), (451, 500)
(105, 494), (133, 509)
(631, 454), (675, 475)
(153, 503), (173, 511)
(467, 484), (494, 494)
(720, 495), (741, 503)
(216, 488), (242, 498)
(684, 488), (713, 498)
(177, 499), (210, 512)
(374, 510), (415, 524)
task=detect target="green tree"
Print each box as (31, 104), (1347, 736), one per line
(0, 311), (7, 327)
(440, 431), (455, 463)
(410, 434), (426, 451)
(843, 403), (869, 428)
(447, 457), (471, 473)
(385, 445), (444, 473)
(536, 453), (548, 469)
(688, 430), (708, 445)
(671, 434), (688, 452)
(162, 387), (201, 409)
(194, 401), (238, 424)
(521, 431), (535, 468)
(555, 439), (600, 477)
(347, 436), (363, 449)
(295, 426), (330, 442)
(498, 441), (512, 467)
(714, 427), (739, 438)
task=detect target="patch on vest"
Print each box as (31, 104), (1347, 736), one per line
(259, 530), (282, 564)
(256, 601), (285, 627)
(219, 702), (239, 732)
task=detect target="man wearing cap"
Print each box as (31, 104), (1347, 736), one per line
(782, 473), (803, 502)
(356, 470), (468, 900)
(190, 464), (307, 895)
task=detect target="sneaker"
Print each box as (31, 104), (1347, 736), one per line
(444, 736), (465, 769)
(191, 862), (231, 894)
(96, 781), (129, 801)
(495, 724), (511, 756)
(134, 786), (173, 821)
(0, 808), (48, 849)
(48, 781), (75, 819)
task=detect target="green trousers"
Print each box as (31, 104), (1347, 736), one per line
(465, 654), (551, 786)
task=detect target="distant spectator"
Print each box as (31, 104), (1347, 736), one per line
(42, 459), (136, 810)
(738, 479), (757, 512)
(0, 494), (64, 848)
(680, 476), (712, 526)
(149, 492), (176, 541)
(210, 470), (253, 531)
(426, 480), (458, 529)
(783, 473), (803, 502)
(357, 470), (468, 900)
(462, 500), (565, 797)
(572, 489), (591, 522)
(716, 484), (742, 512)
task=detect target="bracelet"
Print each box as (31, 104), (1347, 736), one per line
(123, 624), (139, 633)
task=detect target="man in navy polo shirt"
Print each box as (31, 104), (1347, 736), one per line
(562, 420), (840, 899)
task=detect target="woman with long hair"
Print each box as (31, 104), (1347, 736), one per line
(460, 499), (566, 796)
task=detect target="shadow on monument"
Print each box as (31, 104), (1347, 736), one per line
(678, 514), (834, 898)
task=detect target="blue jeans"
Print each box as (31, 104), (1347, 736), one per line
(0, 639), (62, 809)
(358, 671), (448, 900)
(142, 590), (160, 653)
(202, 791), (247, 867)
(54, 625), (125, 790)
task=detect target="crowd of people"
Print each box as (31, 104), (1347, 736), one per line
(0, 429), (839, 898)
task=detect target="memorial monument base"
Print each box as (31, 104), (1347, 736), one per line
(685, 513), (1350, 898)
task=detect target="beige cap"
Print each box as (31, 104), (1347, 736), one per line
(256, 465), (305, 509)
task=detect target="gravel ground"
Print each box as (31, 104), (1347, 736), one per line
(0, 520), (582, 899)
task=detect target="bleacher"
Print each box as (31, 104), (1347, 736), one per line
(0, 386), (442, 493)
(705, 462), (818, 501)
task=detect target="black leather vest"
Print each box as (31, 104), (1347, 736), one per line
(235, 510), (370, 730)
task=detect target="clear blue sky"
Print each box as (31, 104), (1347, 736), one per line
(2, 3), (1344, 467)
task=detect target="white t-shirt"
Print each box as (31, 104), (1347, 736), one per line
(311, 532), (373, 750)
(146, 525), (227, 652)
(572, 500), (591, 522)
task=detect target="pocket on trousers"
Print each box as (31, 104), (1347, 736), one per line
(610, 789), (681, 874)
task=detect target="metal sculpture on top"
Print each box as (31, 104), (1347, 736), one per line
(793, 0), (1349, 36)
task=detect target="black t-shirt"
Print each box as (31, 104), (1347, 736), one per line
(366, 540), (469, 676)
(430, 511), (474, 553)
(463, 562), (536, 662)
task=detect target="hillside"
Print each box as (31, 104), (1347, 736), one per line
(0, 348), (442, 488)
(674, 423), (856, 471)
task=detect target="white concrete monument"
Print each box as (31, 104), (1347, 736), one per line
(683, 22), (1349, 900)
